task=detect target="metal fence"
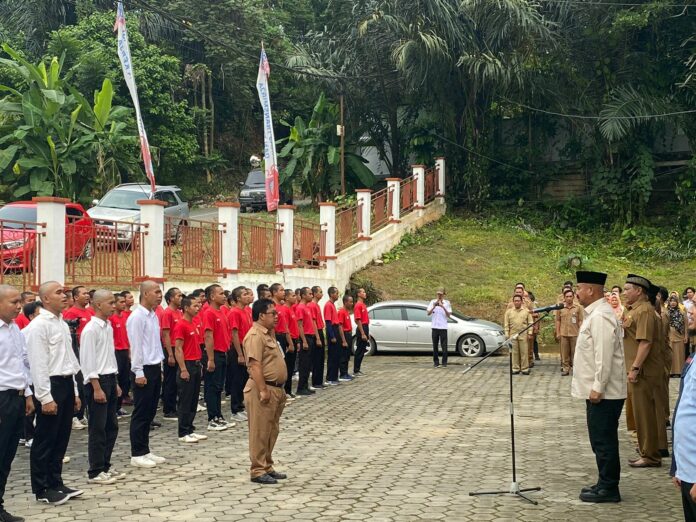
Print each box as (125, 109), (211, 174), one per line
(65, 219), (146, 289)
(238, 216), (282, 273)
(164, 217), (223, 280)
(293, 217), (325, 268)
(400, 176), (416, 216)
(0, 218), (43, 291)
(371, 187), (391, 234)
(425, 168), (437, 203)
(335, 203), (362, 252)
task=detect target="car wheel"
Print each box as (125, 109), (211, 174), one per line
(457, 334), (485, 357)
(350, 336), (377, 356)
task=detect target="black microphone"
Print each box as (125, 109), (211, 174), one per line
(532, 303), (564, 313)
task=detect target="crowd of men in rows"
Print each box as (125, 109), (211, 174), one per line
(0, 280), (373, 522)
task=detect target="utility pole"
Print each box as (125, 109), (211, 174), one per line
(339, 93), (346, 195)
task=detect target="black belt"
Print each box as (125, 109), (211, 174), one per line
(98, 373), (117, 380)
(0, 389), (24, 396)
(265, 380), (284, 388)
(50, 375), (74, 380)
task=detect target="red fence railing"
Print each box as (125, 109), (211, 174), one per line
(335, 203), (361, 253)
(424, 168), (437, 203)
(164, 217), (223, 280)
(400, 176), (416, 216)
(238, 216), (282, 273)
(371, 187), (391, 234)
(293, 217), (324, 268)
(0, 218), (43, 291)
(65, 219), (146, 288)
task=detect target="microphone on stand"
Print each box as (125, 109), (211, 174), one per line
(531, 303), (564, 314)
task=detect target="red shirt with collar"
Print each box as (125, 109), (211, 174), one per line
(296, 302), (315, 335)
(283, 304), (299, 339)
(227, 306), (252, 343)
(160, 307), (183, 347)
(324, 300), (338, 324)
(202, 306), (230, 352)
(308, 301), (325, 329)
(354, 301), (369, 325)
(63, 305), (94, 342)
(15, 313), (30, 330)
(275, 302), (289, 334)
(173, 318), (201, 361)
(109, 312), (130, 350)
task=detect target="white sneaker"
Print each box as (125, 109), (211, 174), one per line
(145, 452), (166, 464)
(130, 455), (156, 468)
(196, 404), (206, 412)
(191, 432), (208, 441)
(207, 420), (227, 431)
(88, 472), (116, 485)
(25, 438), (33, 448)
(107, 468), (126, 480)
(72, 418), (86, 430)
(178, 434), (198, 444)
(63, 456), (71, 464)
(80, 418), (89, 427)
(230, 413), (246, 422)
(238, 411), (248, 420)
(308, 385), (316, 391)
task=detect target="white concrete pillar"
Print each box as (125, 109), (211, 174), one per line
(277, 205), (295, 269)
(412, 164), (426, 209)
(138, 199), (165, 280)
(386, 178), (401, 222)
(356, 189), (372, 240)
(216, 202), (239, 275)
(435, 157), (446, 197)
(33, 197), (67, 284)
(319, 203), (337, 277)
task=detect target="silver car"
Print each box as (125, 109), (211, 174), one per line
(87, 183), (190, 243)
(353, 300), (505, 357)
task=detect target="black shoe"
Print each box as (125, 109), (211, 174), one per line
(36, 489), (69, 505)
(579, 488), (621, 503)
(0, 509), (25, 522)
(251, 473), (278, 485)
(267, 470), (287, 480)
(150, 421), (162, 428)
(56, 485), (83, 499)
(581, 483), (598, 494)
(163, 412), (177, 420)
(442, 363), (448, 368)
(534, 355), (541, 360)
(660, 448), (670, 458)
(433, 362), (440, 367)
(296, 389), (312, 396)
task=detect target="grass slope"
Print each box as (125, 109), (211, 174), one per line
(356, 213), (696, 330)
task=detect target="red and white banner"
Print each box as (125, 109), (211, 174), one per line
(115, 1), (156, 193)
(256, 47), (279, 211)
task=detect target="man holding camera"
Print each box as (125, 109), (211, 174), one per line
(427, 288), (452, 368)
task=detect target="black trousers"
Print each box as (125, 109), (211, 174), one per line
(74, 371), (86, 420)
(586, 398), (624, 491)
(203, 351), (226, 421)
(115, 349), (131, 409)
(340, 331), (352, 377)
(297, 335), (314, 392)
(177, 360), (202, 437)
(161, 349), (178, 415)
(432, 328), (448, 365)
(682, 481), (696, 522)
(129, 364), (161, 457)
(85, 375), (119, 478)
(312, 330), (326, 386)
(225, 350), (235, 396)
(284, 338), (299, 394)
(30, 376), (75, 494)
(0, 390), (24, 508)
(326, 325), (340, 382)
(354, 325), (370, 373)
(229, 358), (248, 415)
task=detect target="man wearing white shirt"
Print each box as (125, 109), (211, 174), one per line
(571, 271), (626, 504)
(0, 284), (34, 522)
(81, 290), (122, 485)
(426, 288), (452, 368)
(126, 280), (166, 468)
(25, 281), (82, 506)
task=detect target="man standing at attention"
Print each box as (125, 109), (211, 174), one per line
(571, 271), (625, 503)
(243, 298), (288, 485)
(63, 286), (93, 431)
(160, 288), (183, 421)
(504, 295), (533, 375)
(556, 288), (584, 376)
(427, 288), (452, 368)
(127, 281), (166, 469)
(0, 284), (34, 520)
(25, 281), (82, 504)
(110, 293), (130, 418)
(309, 286), (326, 389)
(353, 288), (370, 377)
(324, 287), (341, 384)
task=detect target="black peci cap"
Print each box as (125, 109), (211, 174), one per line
(626, 274), (651, 290)
(576, 271), (607, 285)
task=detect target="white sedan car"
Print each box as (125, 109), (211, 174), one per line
(352, 300), (505, 357)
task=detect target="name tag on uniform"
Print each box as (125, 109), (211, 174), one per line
(571, 315), (577, 324)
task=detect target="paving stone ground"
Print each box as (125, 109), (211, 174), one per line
(4, 353), (684, 521)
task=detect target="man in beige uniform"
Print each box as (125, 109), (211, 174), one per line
(504, 295), (533, 375)
(622, 274), (661, 468)
(243, 298), (288, 484)
(556, 288), (584, 376)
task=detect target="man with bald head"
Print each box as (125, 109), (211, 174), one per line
(81, 290), (122, 485)
(571, 271), (626, 503)
(126, 281), (166, 468)
(0, 284), (34, 521)
(25, 281), (82, 505)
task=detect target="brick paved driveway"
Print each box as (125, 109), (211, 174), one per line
(5, 354), (684, 521)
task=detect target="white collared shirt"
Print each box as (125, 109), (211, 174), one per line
(127, 305), (163, 378)
(24, 307), (80, 405)
(80, 316), (118, 383)
(427, 299), (452, 330)
(0, 318), (32, 396)
(571, 298), (627, 400)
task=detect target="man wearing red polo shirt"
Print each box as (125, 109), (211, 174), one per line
(110, 293), (131, 417)
(324, 287), (341, 385)
(227, 286), (252, 422)
(271, 284), (294, 402)
(337, 294), (354, 381)
(353, 288), (370, 376)
(309, 286), (326, 389)
(15, 291), (36, 329)
(202, 284), (232, 431)
(295, 287), (316, 396)
(160, 288), (183, 420)
(283, 289), (300, 399)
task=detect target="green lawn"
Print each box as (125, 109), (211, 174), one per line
(356, 212), (696, 342)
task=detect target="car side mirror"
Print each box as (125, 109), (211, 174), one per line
(91, 199), (99, 206)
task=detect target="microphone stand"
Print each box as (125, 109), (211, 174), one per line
(465, 311), (551, 505)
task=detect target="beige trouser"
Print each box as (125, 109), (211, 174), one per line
(511, 337), (529, 372)
(560, 336), (577, 373)
(671, 340), (685, 375)
(244, 380), (287, 478)
(626, 383), (636, 432)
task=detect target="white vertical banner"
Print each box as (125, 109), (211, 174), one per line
(256, 46), (279, 212)
(115, 1), (156, 193)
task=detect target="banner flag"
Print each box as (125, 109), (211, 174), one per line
(256, 46), (279, 211)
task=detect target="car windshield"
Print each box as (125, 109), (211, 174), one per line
(0, 206), (38, 228)
(98, 189), (147, 210)
(245, 170), (265, 185)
